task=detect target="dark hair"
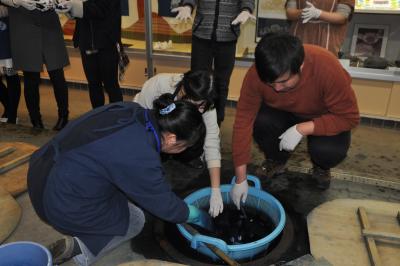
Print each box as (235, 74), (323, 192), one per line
(153, 93), (206, 147)
(255, 32), (304, 83)
(173, 70), (215, 112)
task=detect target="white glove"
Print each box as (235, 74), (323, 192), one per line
(34, 0), (54, 12)
(231, 10), (256, 25)
(54, 0), (72, 13)
(12, 0), (36, 10)
(301, 1), (322, 24)
(209, 187), (223, 218)
(279, 125), (303, 151)
(171, 6), (192, 23)
(230, 180), (248, 210)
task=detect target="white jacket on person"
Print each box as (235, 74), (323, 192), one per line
(134, 73), (221, 169)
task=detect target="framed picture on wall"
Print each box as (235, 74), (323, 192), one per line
(350, 24), (389, 58)
(256, 0), (289, 42)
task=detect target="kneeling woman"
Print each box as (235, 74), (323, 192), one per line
(27, 96), (206, 265)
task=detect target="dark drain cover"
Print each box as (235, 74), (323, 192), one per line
(149, 208), (309, 266)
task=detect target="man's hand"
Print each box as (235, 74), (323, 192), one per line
(302, 1), (322, 23)
(231, 10), (256, 25)
(209, 187), (223, 218)
(279, 125), (303, 151)
(171, 6), (192, 23)
(230, 179), (248, 210)
(12, 0), (36, 10)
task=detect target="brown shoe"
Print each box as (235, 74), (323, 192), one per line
(256, 159), (287, 178)
(47, 236), (79, 264)
(312, 166), (331, 190)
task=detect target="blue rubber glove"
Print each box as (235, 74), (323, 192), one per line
(186, 204), (214, 231)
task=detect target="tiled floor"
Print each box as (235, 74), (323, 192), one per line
(1, 85), (400, 265)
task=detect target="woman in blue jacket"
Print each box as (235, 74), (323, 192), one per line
(27, 95), (206, 265)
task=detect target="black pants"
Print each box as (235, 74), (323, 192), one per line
(191, 36), (236, 124)
(0, 74), (21, 123)
(253, 104), (351, 170)
(80, 46), (123, 109)
(23, 69), (69, 121)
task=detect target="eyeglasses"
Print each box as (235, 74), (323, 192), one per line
(264, 72), (301, 93)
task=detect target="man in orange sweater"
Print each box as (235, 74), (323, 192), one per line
(230, 33), (359, 209)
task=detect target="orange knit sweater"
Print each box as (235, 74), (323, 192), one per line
(232, 44), (359, 167)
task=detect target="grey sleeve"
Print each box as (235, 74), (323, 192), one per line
(286, 0), (297, 9)
(336, 3), (352, 19)
(240, 0), (255, 13)
(181, 0), (196, 10)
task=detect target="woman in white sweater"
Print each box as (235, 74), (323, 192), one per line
(134, 70), (223, 217)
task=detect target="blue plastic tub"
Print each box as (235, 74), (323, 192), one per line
(177, 175), (286, 261)
(0, 241), (52, 266)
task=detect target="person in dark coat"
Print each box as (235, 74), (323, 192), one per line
(0, 4), (21, 124)
(27, 96), (207, 265)
(57, 0), (123, 109)
(172, 0), (255, 124)
(1, 0), (70, 130)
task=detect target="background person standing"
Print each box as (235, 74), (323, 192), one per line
(0, 4), (21, 124)
(58, 0), (123, 109)
(172, 0), (255, 125)
(1, 0), (70, 130)
(286, 0), (355, 57)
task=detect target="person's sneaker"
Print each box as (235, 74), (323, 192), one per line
(311, 166), (331, 190)
(256, 159), (287, 178)
(184, 156), (205, 169)
(47, 236), (80, 264)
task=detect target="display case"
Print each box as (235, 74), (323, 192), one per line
(355, 0), (400, 14)
(59, 0), (264, 59)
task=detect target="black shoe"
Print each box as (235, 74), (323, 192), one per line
(184, 157), (205, 169)
(256, 159), (286, 178)
(311, 166), (331, 190)
(53, 116), (68, 131)
(47, 236), (81, 264)
(31, 118), (44, 129)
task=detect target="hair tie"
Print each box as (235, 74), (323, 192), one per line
(159, 103), (176, 115)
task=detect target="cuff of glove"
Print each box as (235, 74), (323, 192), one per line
(240, 7), (252, 13)
(211, 187), (221, 194)
(183, 4), (193, 13)
(3, 0), (18, 7)
(70, 0), (83, 18)
(187, 205), (199, 223)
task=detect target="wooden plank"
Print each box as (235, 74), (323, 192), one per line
(0, 147), (16, 158)
(0, 142), (38, 196)
(0, 153), (32, 175)
(182, 223), (240, 266)
(0, 186), (21, 243)
(358, 207), (383, 266)
(362, 229), (400, 243)
(308, 199), (400, 266)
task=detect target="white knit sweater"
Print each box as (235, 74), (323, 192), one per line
(134, 73), (221, 168)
